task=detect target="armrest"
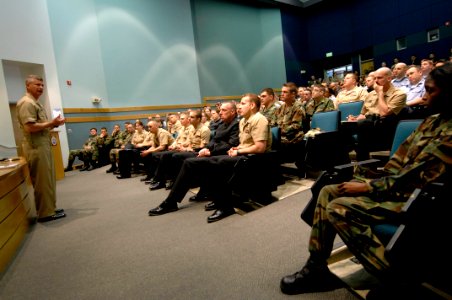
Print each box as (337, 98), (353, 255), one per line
(384, 181), (450, 289)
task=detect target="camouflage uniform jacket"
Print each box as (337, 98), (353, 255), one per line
(106, 130), (122, 148)
(260, 101), (280, 127)
(83, 134), (99, 152)
(354, 114), (452, 208)
(275, 101), (306, 144)
(305, 97), (335, 118)
(122, 131), (134, 146)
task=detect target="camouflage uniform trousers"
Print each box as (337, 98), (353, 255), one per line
(69, 148), (99, 164)
(308, 184), (405, 277)
(109, 148), (121, 163)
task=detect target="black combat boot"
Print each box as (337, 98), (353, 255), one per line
(80, 162), (90, 171)
(106, 162), (117, 173)
(64, 158), (74, 172)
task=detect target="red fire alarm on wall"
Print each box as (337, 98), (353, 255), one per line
(66, 80), (72, 86)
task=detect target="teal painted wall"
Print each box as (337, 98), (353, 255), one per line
(47, 0), (201, 108)
(46, 0), (287, 149)
(192, 0), (286, 96)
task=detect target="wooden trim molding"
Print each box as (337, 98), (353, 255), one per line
(63, 103), (204, 114)
(63, 103), (205, 123)
(202, 95), (243, 101)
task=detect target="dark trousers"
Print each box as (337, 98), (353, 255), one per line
(207, 155), (244, 210)
(152, 151), (176, 182)
(153, 151), (198, 182)
(355, 115), (398, 161)
(165, 157), (212, 204)
(169, 152), (198, 180)
(118, 148), (144, 176)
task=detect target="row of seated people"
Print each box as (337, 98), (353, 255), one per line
(68, 60), (431, 177)
(66, 63), (451, 298)
(64, 126), (112, 171)
(102, 95), (275, 223)
(279, 62), (452, 299)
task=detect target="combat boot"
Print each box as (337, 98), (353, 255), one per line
(64, 158), (74, 172)
(80, 163), (90, 171)
(106, 163), (117, 173)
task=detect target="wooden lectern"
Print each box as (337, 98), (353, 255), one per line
(50, 131), (64, 180)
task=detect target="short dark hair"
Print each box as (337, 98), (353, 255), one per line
(260, 87), (275, 96)
(283, 82), (298, 95)
(243, 93), (261, 110)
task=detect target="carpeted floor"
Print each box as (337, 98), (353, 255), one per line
(0, 166), (357, 300)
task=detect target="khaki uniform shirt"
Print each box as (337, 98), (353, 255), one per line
(336, 86), (368, 106)
(16, 93), (50, 146)
(361, 85), (406, 116)
(153, 128), (174, 149)
(132, 130), (148, 146)
(238, 112), (272, 152)
(172, 125), (192, 148)
(168, 120), (182, 135)
(189, 124), (210, 149)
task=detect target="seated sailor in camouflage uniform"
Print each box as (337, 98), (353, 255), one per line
(280, 63), (452, 296)
(65, 127), (99, 172)
(106, 122), (132, 173)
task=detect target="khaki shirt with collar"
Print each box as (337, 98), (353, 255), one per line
(336, 86), (368, 106)
(169, 120), (182, 135)
(16, 92), (50, 144)
(238, 112), (272, 152)
(172, 125), (192, 148)
(361, 84), (406, 116)
(189, 123), (210, 149)
(132, 130), (148, 146)
(153, 128), (174, 149)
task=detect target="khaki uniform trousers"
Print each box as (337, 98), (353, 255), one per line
(22, 138), (56, 218)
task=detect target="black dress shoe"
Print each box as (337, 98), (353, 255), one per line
(148, 202), (178, 216)
(38, 212), (66, 223)
(113, 170), (120, 175)
(149, 181), (165, 190)
(116, 174), (131, 179)
(106, 166), (117, 173)
(55, 208), (65, 214)
(204, 201), (217, 211)
(140, 176), (152, 182)
(207, 209), (235, 223)
(165, 180), (174, 190)
(280, 263), (341, 295)
(64, 167), (72, 172)
(189, 194), (209, 202)
(80, 165), (90, 172)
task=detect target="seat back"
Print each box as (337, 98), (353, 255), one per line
(389, 119), (423, 156)
(310, 110), (340, 132)
(270, 126), (281, 150)
(338, 101), (364, 121)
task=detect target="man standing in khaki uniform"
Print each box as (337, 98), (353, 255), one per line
(16, 75), (66, 222)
